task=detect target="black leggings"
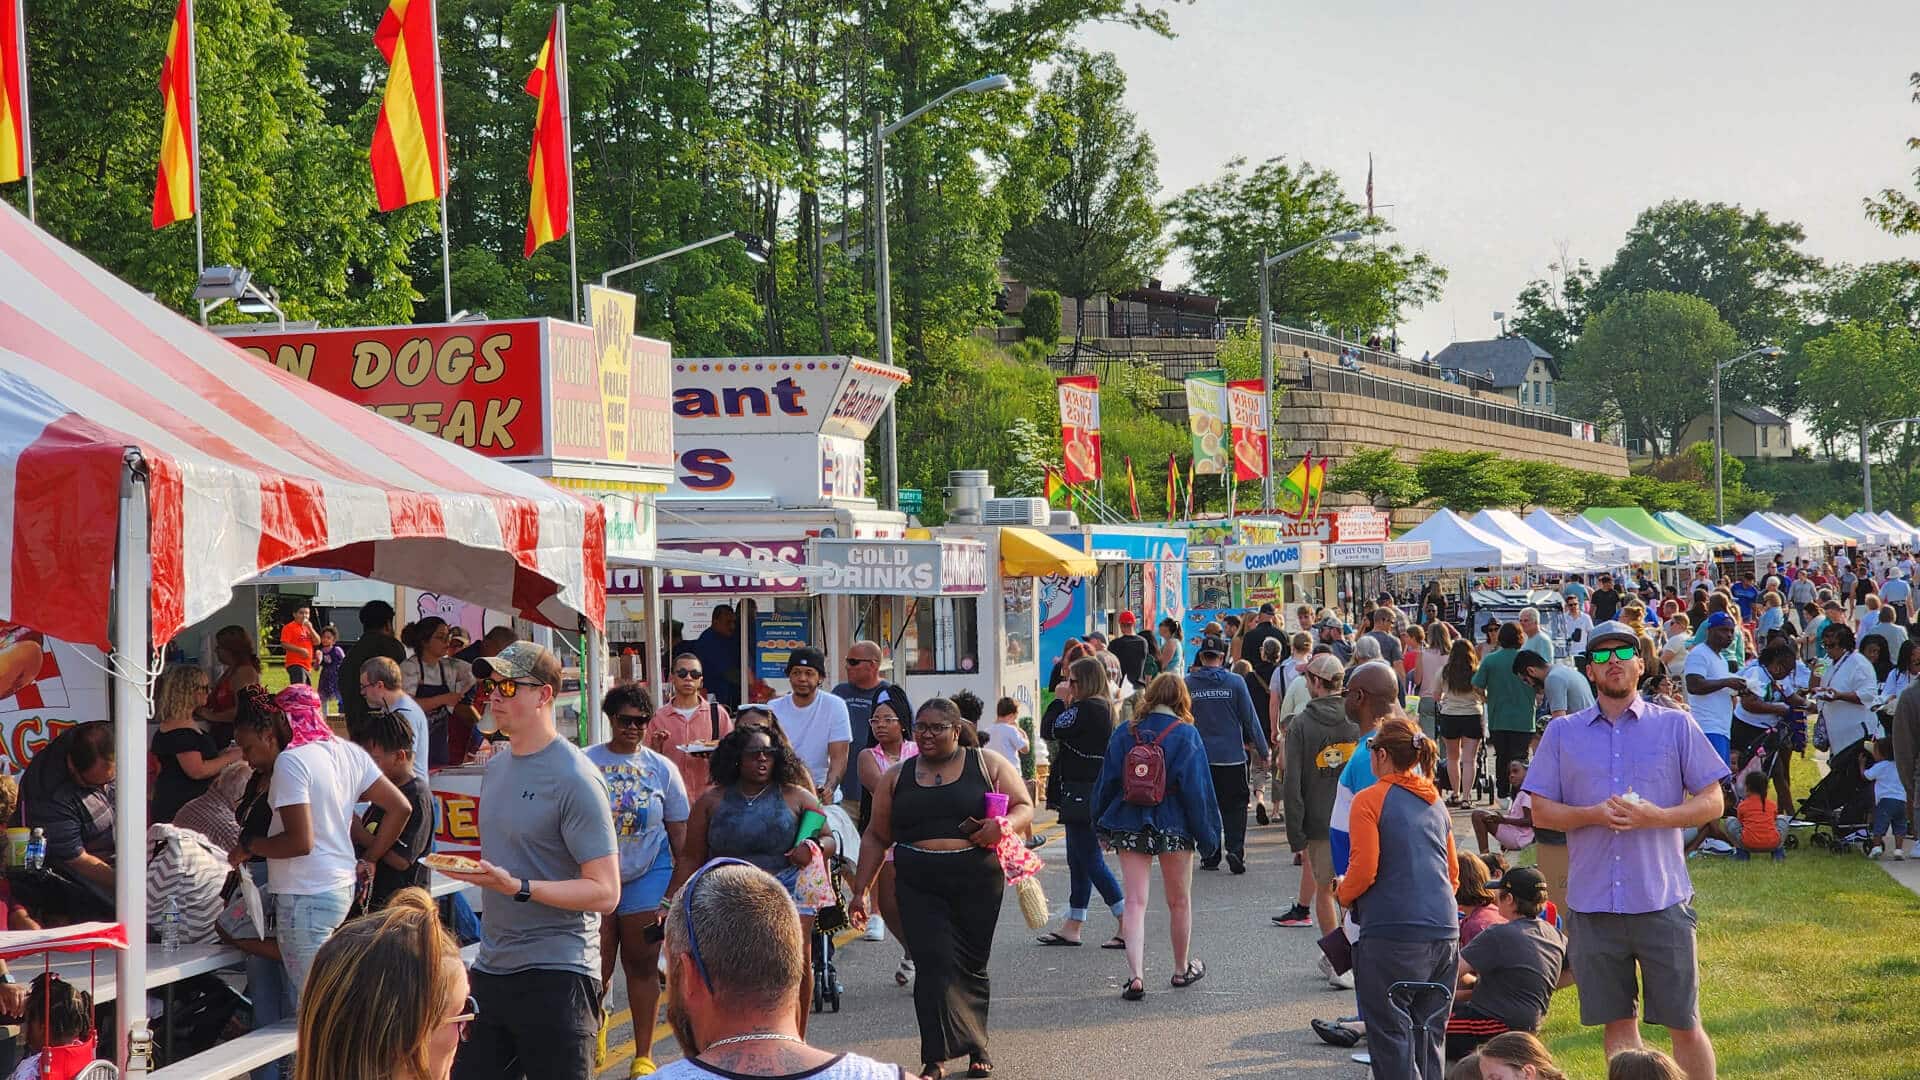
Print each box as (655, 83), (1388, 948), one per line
(894, 845), (1005, 1066)
(1209, 762), (1250, 862)
(1490, 731), (1534, 798)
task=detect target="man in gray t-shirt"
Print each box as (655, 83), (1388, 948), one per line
(444, 642), (620, 1080)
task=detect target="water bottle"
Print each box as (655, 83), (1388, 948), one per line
(24, 828), (43, 871)
(160, 897), (182, 953)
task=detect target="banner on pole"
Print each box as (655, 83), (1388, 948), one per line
(1184, 370), (1229, 475)
(1056, 375), (1102, 484)
(1227, 378), (1268, 482)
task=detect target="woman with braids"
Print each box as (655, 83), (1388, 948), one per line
(294, 887), (472, 1080)
(1336, 717), (1460, 1080)
(227, 684), (413, 1002)
(850, 698), (1034, 1079)
(672, 721), (834, 1035)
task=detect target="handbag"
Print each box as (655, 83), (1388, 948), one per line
(1056, 779), (1094, 824)
(800, 842), (854, 934)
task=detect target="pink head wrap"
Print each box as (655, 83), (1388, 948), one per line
(275, 684), (333, 747)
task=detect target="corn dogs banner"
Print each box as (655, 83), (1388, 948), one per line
(1056, 374), (1103, 484)
(1184, 369), (1230, 476)
(1227, 378), (1268, 482)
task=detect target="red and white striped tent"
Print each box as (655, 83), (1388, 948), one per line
(0, 198), (607, 1066)
(0, 199), (605, 649)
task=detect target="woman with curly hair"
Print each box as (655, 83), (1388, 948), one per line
(149, 664), (241, 823)
(672, 722), (834, 1035)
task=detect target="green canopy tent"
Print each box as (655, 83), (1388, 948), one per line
(1581, 507), (1709, 562)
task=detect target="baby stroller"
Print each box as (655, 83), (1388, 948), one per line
(1796, 738), (1877, 853)
(1733, 718), (1798, 848)
(809, 805), (863, 1013)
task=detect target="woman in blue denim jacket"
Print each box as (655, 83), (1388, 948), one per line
(1092, 673), (1222, 1002)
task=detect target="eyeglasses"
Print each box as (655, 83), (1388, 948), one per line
(679, 857), (758, 990)
(613, 712), (649, 727)
(480, 677), (542, 699)
(446, 995), (478, 1042)
(1588, 645), (1638, 663)
(915, 721), (955, 735)
(673, 668), (703, 679)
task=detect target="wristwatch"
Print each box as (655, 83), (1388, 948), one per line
(514, 878), (533, 903)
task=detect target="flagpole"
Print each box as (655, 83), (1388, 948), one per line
(186, 0), (205, 317)
(12, 0), (29, 221)
(430, 0), (452, 322)
(557, 3), (578, 322)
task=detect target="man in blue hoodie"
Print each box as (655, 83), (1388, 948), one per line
(1186, 635), (1270, 874)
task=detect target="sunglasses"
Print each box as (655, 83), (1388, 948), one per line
(677, 857), (758, 989)
(446, 995), (478, 1043)
(845, 657), (876, 666)
(673, 668), (704, 679)
(613, 712), (649, 728)
(741, 746), (777, 760)
(480, 677), (542, 699)
(1588, 645), (1638, 663)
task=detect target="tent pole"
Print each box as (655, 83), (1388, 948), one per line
(113, 455), (154, 1073)
(583, 621), (606, 745)
(643, 566), (664, 708)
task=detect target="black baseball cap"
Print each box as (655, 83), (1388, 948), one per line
(1198, 635), (1230, 657)
(786, 646), (827, 675)
(1258, 602), (1276, 615)
(1499, 866), (1549, 903)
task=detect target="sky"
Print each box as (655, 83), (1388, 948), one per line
(1077, 0), (1920, 360)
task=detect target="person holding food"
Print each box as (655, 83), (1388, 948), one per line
(647, 653), (733, 796)
(588, 685), (690, 1077)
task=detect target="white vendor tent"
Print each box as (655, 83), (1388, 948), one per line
(1523, 509), (1628, 565)
(1817, 514), (1874, 547)
(1709, 523), (1781, 559)
(1468, 509), (1600, 573)
(0, 199), (609, 1060)
(1844, 513), (1901, 546)
(1871, 511), (1920, 545)
(1786, 513), (1850, 549)
(1386, 508), (1529, 573)
(1739, 512), (1819, 558)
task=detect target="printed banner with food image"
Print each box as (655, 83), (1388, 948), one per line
(1227, 378), (1268, 482)
(1056, 375), (1103, 484)
(1184, 370), (1230, 475)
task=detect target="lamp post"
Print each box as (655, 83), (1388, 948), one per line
(194, 265), (288, 330)
(1258, 229), (1362, 509)
(599, 231), (767, 290)
(1711, 344), (1782, 523)
(872, 74), (1013, 511)
(1862, 416), (1920, 513)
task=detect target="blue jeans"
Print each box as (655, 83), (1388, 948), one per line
(246, 864), (295, 1080)
(1872, 797), (1910, 841)
(276, 888), (353, 1002)
(1064, 821), (1123, 922)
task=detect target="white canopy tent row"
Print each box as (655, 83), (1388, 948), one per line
(1385, 509), (1530, 574)
(1740, 512), (1824, 560)
(1785, 513), (1852, 550)
(1871, 510), (1920, 545)
(1559, 513), (1657, 564)
(1523, 508), (1631, 566)
(1582, 515), (1678, 564)
(1841, 512), (1901, 547)
(1709, 523), (1782, 560)
(0, 200), (610, 1069)
(1818, 514), (1877, 547)
(1467, 509), (1603, 574)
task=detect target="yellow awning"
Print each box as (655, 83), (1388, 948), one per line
(1000, 527), (1097, 578)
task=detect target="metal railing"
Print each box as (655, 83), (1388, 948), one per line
(1061, 308), (1229, 340)
(1300, 360), (1607, 443)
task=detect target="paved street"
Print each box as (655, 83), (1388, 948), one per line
(596, 811), (1367, 1079)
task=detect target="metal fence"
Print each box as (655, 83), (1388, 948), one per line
(1065, 309), (1228, 340)
(1300, 360), (1604, 442)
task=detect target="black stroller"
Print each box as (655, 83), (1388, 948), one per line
(1795, 738), (1877, 852)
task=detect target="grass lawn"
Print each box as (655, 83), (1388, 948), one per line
(259, 658), (290, 694)
(1536, 753), (1920, 1078)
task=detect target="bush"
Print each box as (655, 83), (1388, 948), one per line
(1022, 290), (1062, 345)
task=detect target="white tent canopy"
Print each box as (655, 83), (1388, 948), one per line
(1787, 513), (1852, 548)
(1468, 509), (1601, 573)
(1710, 523), (1781, 558)
(1844, 513), (1901, 546)
(1561, 513), (1653, 564)
(1524, 508), (1628, 565)
(1872, 511), (1920, 545)
(1738, 512), (1818, 557)
(1817, 514), (1873, 546)
(1386, 508), (1530, 573)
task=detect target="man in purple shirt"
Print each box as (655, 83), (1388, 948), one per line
(1524, 620), (1729, 1080)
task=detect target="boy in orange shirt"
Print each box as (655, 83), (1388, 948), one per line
(1731, 770), (1784, 861)
(279, 604), (316, 686)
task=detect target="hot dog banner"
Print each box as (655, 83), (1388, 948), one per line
(1226, 378), (1269, 482)
(0, 623), (108, 773)
(1055, 375), (1103, 485)
(1184, 370), (1230, 476)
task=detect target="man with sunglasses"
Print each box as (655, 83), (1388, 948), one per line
(831, 639), (908, 810)
(1523, 621), (1729, 1080)
(447, 641), (621, 1080)
(653, 860), (900, 1079)
(650, 653), (734, 796)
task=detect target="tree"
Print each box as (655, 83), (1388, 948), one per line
(1503, 460), (1584, 513)
(1800, 320), (1920, 510)
(1510, 258), (1597, 362)
(1588, 200), (1819, 412)
(1646, 442), (1772, 515)
(1415, 450), (1526, 514)
(1614, 473), (1710, 518)
(1325, 448), (1422, 510)
(1002, 50), (1165, 355)
(1166, 155), (1445, 334)
(1021, 290), (1062, 345)
(1563, 291), (1740, 459)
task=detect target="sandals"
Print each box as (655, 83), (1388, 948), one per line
(1170, 959), (1206, 988)
(1034, 931), (1082, 946)
(1120, 976), (1146, 1001)
(967, 1060), (993, 1078)
(1099, 936), (1126, 950)
(896, 958), (916, 986)
(1311, 1018), (1362, 1048)
(920, 1065), (945, 1080)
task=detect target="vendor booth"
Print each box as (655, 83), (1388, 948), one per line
(1040, 525), (1187, 686)
(1468, 509), (1600, 575)
(1523, 508), (1631, 567)
(0, 200), (608, 1071)
(1738, 511), (1821, 562)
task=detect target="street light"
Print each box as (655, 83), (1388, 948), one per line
(872, 73), (1015, 511)
(599, 231), (767, 290)
(1862, 416), (1920, 512)
(194, 265), (287, 330)
(1257, 229), (1363, 509)
(1711, 344), (1782, 523)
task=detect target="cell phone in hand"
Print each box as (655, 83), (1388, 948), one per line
(958, 817), (985, 835)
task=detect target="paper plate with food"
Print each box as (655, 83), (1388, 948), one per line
(421, 853), (485, 875)
(678, 740), (721, 755)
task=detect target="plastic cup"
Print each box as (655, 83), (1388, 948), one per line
(983, 792), (1010, 819)
(5, 827), (27, 868)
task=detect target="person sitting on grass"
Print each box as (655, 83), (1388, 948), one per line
(1445, 868), (1570, 1061)
(1471, 760), (1535, 857)
(1863, 737), (1912, 860)
(1470, 1030), (1567, 1080)
(1606, 1047), (1686, 1080)
(1727, 770), (1784, 862)
(1457, 851), (1505, 947)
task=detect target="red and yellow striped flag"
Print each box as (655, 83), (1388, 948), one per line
(0, 0), (26, 186)
(522, 11), (569, 257)
(369, 0), (444, 212)
(150, 0), (196, 229)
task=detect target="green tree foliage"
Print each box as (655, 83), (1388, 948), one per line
(1510, 259), (1597, 363)
(1001, 50), (1165, 352)
(1021, 289), (1062, 345)
(1563, 291), (1740, 458)
(1166, 155), (1444, 334)
(1414, 450), (1526, 514)
(1502, 459), (1585, 513)
(1800, 320), (1920, 511)
(9, 0), (426, 325)
(1613, 473), (1710, 518)
(1325, 448), (1422, 510)
(1865, 72), (1920, 243)
(1644, 442), (1771, 515)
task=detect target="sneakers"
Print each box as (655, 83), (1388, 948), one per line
(1894, 848), (1910, 861)
(1024, 835), (1049, 850)
(1315, 953), (1353, 989)
(1227, 853), (1246, 875)
(1272, 904), (1313, 927)
(864, 914), (888, 942)
(1771, 848), (1787, 862)
(1255, 803), (1271, 825)
(1870, 846), (1885, 860)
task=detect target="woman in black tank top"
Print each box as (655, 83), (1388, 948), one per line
(851, 698), (1034, 1079)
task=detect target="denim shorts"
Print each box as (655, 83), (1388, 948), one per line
(616, 856), (674, 916)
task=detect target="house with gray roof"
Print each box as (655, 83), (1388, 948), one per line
(1430, 336), (1560, 412)
(1676, 402), (1794, 460)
